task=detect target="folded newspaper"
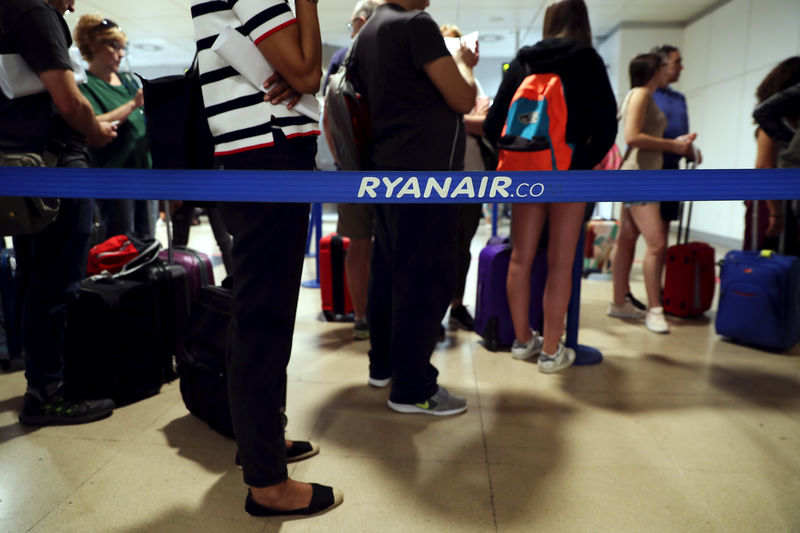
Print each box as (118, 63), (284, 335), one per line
(211, 26), (320, 122)
(0, 47), (87, 99)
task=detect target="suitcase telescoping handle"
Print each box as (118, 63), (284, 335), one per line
(750, 199), (788, 254)
(674, 145), (700, 246)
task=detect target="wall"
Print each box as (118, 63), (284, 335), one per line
(596, 1), (800, 246)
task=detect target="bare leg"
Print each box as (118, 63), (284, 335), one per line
(541, 202), (585, 354)
(629, 203), (667, 309)
(507, 204), (547, 344)
(345, 238), (371, 319)
(612, 206), (640, 306)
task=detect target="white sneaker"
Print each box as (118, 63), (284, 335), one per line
(511, 329), (543, 360)
(538, 343), (576, 373)
(645, 306), (670, 333)
(606, 299), (647, 319)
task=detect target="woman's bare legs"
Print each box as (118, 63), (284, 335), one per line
(628, 203), (667, 309)
(507, 203), (547, 345)
(541, 202), (586, 354)
(611, 206), (640, 306)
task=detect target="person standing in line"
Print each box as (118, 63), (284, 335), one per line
(355, 0), (477, 415)
(323, 0), (379, 340)
(73, 14), (154, 241)
(608, 53), (696, 334)
(484, 0), (617, 371)
(191, 0), (342, 517)
(0, 0), (118, 425)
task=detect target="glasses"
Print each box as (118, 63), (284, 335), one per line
(102, 39), (127, 53)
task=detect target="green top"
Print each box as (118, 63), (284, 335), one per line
(79, 71), (152, 169)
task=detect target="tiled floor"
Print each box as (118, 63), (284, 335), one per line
(1, 210), (798, 533)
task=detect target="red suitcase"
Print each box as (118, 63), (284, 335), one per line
(663, 202), (715, 317)
(319, 233), (354, 321)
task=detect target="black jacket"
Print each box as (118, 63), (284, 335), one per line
(484, 38), (617, 171)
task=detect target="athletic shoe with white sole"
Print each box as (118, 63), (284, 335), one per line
(387, 386), (467, 416)
(537, 343), (576, 374)
(607, 300), (647, 319)
(645, 306), (670, 333)
(511, 329), (543, 360)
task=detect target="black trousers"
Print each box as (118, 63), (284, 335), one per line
(216, 135), (315, 487)
(367, 204), (459, 404)
(13, 147), (93, 392)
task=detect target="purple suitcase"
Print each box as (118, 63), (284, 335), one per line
(474, 235), (548, 352)
(158, 246), (215, 298)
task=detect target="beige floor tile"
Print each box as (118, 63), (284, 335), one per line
(285, 454), (495, 533)
(490, 463), (721, 533)
(27, 442), (258, 533)
(0, 435), (122, 533)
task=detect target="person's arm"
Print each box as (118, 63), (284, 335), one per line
(38, 69), (117, 147)
(95, 88), (144, 124)
(753, 82), (800, 147)
(624, 88), (694, 155)
(422, 43), (477, 115)
(249, 0), (322, 94)
(464, 97), (489, 136)
(754, 128), (784, 237)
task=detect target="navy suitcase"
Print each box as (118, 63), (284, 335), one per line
(715, 250), (800, 351)
(474, 236), (547, 351)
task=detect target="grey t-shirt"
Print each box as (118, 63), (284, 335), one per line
(353, 3), (465, 171)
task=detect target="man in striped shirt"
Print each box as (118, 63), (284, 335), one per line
(191, 0), (342, 517)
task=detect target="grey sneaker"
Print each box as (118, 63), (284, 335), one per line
(353, 318), (369, 340)
(511, 329), (543, 360)
(387, 386), (467, 416)
(537, 343), (576, 374)
(607, 300), (647, 319)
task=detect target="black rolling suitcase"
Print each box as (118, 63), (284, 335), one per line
(179, 284), (234, 438)
(64, 275), (165, 404)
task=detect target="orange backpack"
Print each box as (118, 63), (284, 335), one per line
(496, 73), (572, 171)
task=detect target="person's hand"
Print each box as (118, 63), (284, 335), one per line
(133, 88), (144, 108)
(87, 120), (117, 148)
(766, 214), (784, 237)
(263, 72), (301, 109)
(690, 147), (703, 165)
(454, 41), (478, 69)
(672, 132), (697, 156)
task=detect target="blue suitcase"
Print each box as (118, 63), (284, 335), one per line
(715, 250), (800, 351)
(474, 235), (547, 351)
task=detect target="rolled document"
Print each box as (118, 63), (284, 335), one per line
(0, 47), (87, 99)
(211, 26), (320, 122)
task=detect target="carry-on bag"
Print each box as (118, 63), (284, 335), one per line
(157, 245), (214, 299)
(474, 235), (547, 351)
(179, 284), (235, 439)
(663, 202), (716, 317)
(716, 200), (800, 351)
(319, 233), (354, 321)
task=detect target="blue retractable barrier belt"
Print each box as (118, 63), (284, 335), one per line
(0, 167), (798, 203)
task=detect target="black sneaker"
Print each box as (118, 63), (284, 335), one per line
(448, 305), (475, 331)
(19, 392), (115, 426)
(625, 292), (647, 311)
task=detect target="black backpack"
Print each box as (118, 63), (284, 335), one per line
(138, 56), (214, 170)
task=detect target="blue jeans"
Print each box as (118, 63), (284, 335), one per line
(13, 148), (93, 392)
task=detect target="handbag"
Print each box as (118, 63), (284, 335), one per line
(86, 233), (160, 276)
(0, 152), (60, 236)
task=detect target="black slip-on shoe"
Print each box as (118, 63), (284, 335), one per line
(244, 483), (343, 517)
(286, 440), (320, 463)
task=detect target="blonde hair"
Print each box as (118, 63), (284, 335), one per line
(440, 24), (462, 38)
(74, 14), (127, 61)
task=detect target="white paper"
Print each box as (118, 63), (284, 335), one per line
(211, 26), (320, 122)
(444, 31), (479, 57)
(0, 48), (86, 99)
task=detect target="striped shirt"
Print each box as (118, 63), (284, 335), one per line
(191, 0), (319, 156)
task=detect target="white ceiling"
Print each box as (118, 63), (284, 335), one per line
(67, 0), (723, 67)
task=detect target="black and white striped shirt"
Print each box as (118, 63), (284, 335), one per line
(191, 0), (319, 156)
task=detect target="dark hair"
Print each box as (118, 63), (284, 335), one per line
(542, 0), (592, 47)
(629, 53), (663, 88)
(756, 56), (800, 103)
(651, 44), (678, 62)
